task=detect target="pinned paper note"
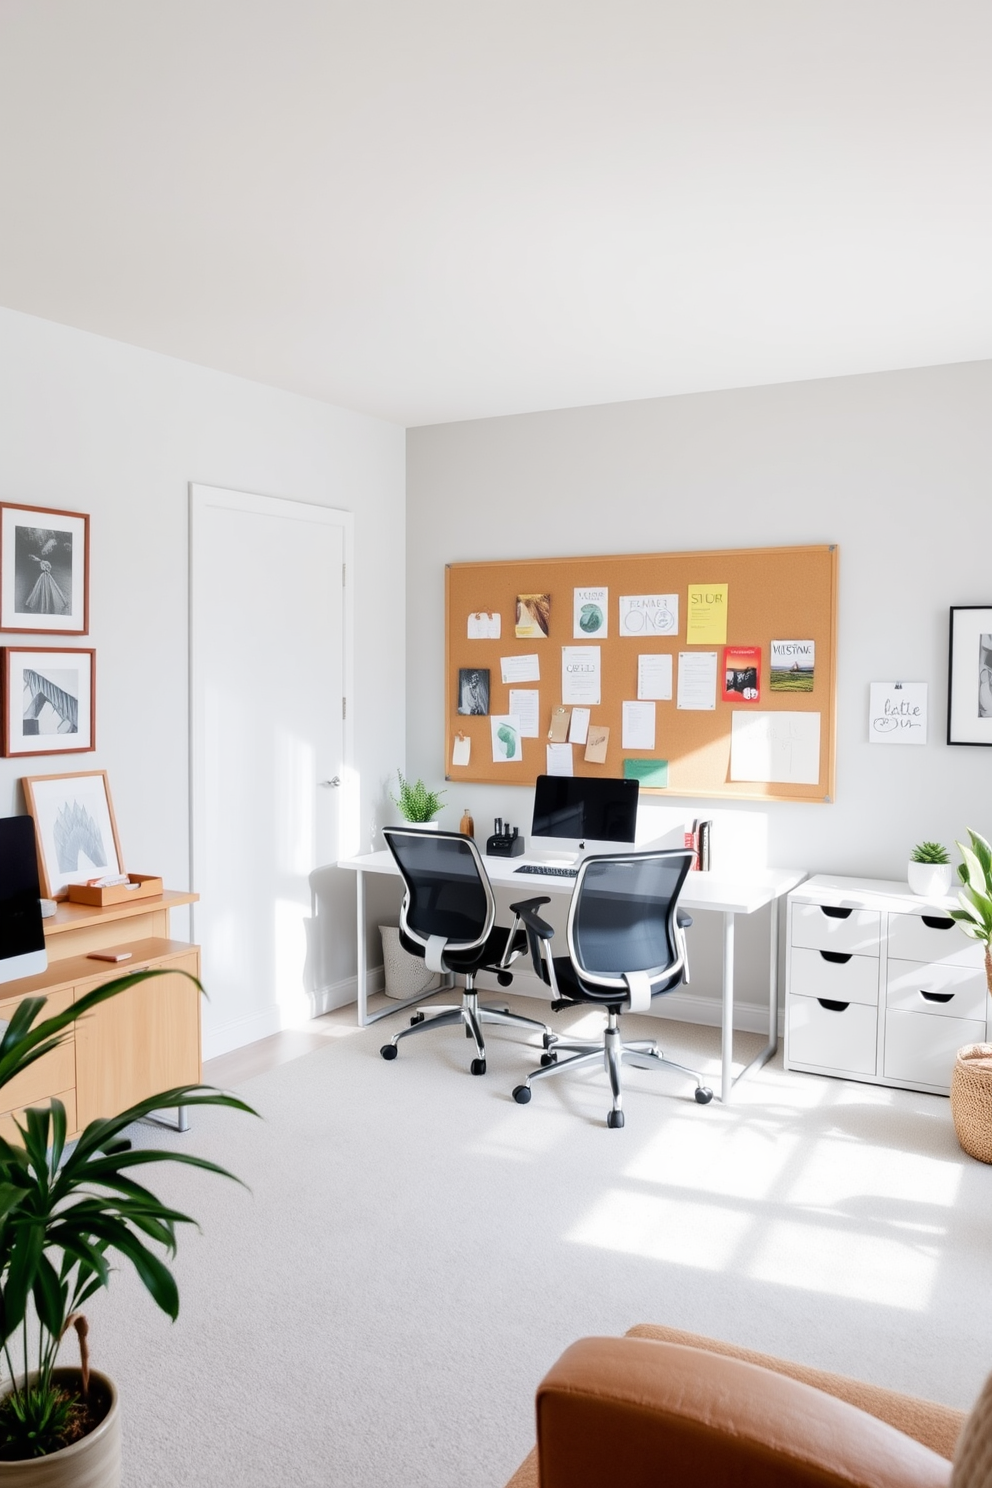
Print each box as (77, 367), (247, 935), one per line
(770, 640), (815, 693)
(451, 734), (471, 767)
(562, 647), (601, 706)
(686, 584), (728, 645)
(620, 594), (678, 637)
(723, 646), (760, 703)
(515, 594), (550, 639)
(509, 689), (540, 738)
(501, 653), (540, 684)
(584, 725), (610, 764)
(868, 683), (928, 745)
(730, 711), (821, 785)
(548, 706), (571, 742)
(491, 715), (522, 762)
(574, 586), (608, 639)
(546, 743), (574, 776)
(568, 707), (590, 745)
(622, 700), (656, 750)
(467, 611), (500, 639)
(637, 654), (673, 701)
(623, 759), (668, 788)
(677, 652), (718, 710)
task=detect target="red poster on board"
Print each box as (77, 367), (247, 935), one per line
(723, 646), (761, 702)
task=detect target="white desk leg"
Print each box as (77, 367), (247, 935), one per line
(721, 910), (735, 1103)
(768, 896), (780, 1051)
(356, 868), (368, 1027)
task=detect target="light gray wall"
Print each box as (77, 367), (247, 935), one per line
(0, 306), (405, 1016)
(406, 360), (992, 1009)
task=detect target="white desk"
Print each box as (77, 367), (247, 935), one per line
(337, 850), (806, 1103)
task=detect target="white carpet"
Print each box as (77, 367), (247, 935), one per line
(85, 996), (992, 1487)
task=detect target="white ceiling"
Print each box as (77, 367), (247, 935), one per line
(2, 1), (991, 427)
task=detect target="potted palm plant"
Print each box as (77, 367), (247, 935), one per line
(947, 829), (992, 1163)
(390, 771), (445, 827)
(0, 971), (254, 1481)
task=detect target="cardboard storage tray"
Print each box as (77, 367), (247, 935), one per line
(67, 873), (164, 907)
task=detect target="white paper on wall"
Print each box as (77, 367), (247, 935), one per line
(730, 711), (821, 785)
(868, 682), (928, 745)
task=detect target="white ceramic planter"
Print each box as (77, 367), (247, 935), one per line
(0, 1371), (120, 1488)
(907, 861), (954, 898)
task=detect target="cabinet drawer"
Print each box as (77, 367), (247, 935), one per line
(790, 947), (878, 1006)
(0, 990), (75, 1117)
(787, 994), (877, 1076)
(791, 903), (881, 956)
(883, 1009), (986, 1092)
(0, 1089), (76, 1144)
(887, 911), (984, 968)
(886, 958), (989, 1022)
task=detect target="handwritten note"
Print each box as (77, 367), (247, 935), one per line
(467, 612), (501, 639)
(620, 594), (678, 637)
(501, 653), (540, 684)
(868, 683), (928, 745)
(509, 689), (540, 738)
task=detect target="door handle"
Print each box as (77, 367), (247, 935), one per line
(319, 777), (341, 788)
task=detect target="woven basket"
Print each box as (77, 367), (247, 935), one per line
(378, 925), (442, 1001)
(951, 1043), (992, 1164)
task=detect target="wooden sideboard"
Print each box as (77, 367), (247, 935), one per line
(0, 891), (201, 1140)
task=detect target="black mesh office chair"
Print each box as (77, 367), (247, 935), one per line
(510, 848), (713, 1126)
(379, 828), (551, 1074)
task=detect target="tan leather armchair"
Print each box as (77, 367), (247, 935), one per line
(504, 1324), (974, 1488)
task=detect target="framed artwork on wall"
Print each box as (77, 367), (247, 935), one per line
(1, 647), (96, 757)
(0, 503), (90, 634)
(947, 606), (992, 746)
(21, 769), (123, 900)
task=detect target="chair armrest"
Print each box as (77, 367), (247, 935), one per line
(677, 909), (692, 928)
(508, 898), (554, 938)
(535, 1338), (952, 1488)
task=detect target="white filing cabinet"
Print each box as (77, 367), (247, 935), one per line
(785, 875), (989, 1095)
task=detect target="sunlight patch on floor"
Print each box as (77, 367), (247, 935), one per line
(624, 1117), (801, 1199)
(567, 1189), (752, 1268)
(746, 1217), (940, 1309)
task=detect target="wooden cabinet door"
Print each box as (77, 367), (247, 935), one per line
(74, 953), (202, 1128)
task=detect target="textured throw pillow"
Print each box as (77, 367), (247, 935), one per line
(952, 1369), (992, 1488)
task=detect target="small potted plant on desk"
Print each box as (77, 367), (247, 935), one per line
(391, 771), (445, 829)
(947, 829), (992, 1163)
(0, 971), (254, 1484)
(907, 841), (953, 898)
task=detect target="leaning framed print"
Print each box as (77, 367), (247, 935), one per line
(1, 647), (95, 757)
(947, 606), (992, 746)
(0, 503), (90, 634)
(21, 769), (123, 899)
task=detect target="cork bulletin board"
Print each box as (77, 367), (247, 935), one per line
(445, 544), (838, 804)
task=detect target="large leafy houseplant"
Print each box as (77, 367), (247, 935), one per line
(0, 970), (254, 1463)
(949, 828), (992, 999)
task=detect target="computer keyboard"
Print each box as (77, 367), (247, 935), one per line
(514, 863), (578, 878)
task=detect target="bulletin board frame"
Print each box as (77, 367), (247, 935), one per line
(445, 544), (838, 803)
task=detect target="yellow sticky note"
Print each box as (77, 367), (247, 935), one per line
(686, 583), (728, 645)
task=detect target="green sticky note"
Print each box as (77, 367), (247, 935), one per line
(623, 759), (669, 788)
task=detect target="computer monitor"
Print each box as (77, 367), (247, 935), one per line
(529, 775), (639, 864)
(0, 816), (47, 984)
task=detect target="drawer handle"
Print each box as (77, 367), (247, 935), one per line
(820, 906), (853, 920)
(819, 951), (852, 965)
(817, 999), (850, 1012)
(921, 916), (954, 931)
(920, 991), (954, 1003)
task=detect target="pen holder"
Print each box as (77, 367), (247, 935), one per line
(486, 833), (525, 858)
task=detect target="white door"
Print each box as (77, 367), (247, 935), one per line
(189, 485), (352, 1057)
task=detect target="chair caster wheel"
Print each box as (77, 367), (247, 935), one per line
(695, 1086), (713, 1104)
(470, 1058), (487, 1076)
(380, 1044), (398, 1060)
(540, 1053), (556, 1067)
(542, 1032), (554, 1050)
(512, 1085), (531, 1104)
(497, 971), (513, 987)
(607, 1109), (625, 1129)
(410, 1012), (425, 1025)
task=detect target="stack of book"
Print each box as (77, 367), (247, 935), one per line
(683, 819), (713, 872)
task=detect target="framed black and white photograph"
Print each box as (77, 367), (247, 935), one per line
(0, 503), (90, 634)
(21, 769), (123, 899)
(457, 666), (490, 715)
(947, 606), (992, 746)
(1, 647), (95, 757)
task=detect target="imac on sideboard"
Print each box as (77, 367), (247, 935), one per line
(0, 816), (47, 985)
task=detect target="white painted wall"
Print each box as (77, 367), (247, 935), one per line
(406, 361), (992, 1012)
(0, 306), (405, 1040)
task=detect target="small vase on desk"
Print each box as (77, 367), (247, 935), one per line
(460, 810), (474, 838)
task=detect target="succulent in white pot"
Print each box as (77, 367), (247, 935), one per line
(907, 840), (953, 898)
